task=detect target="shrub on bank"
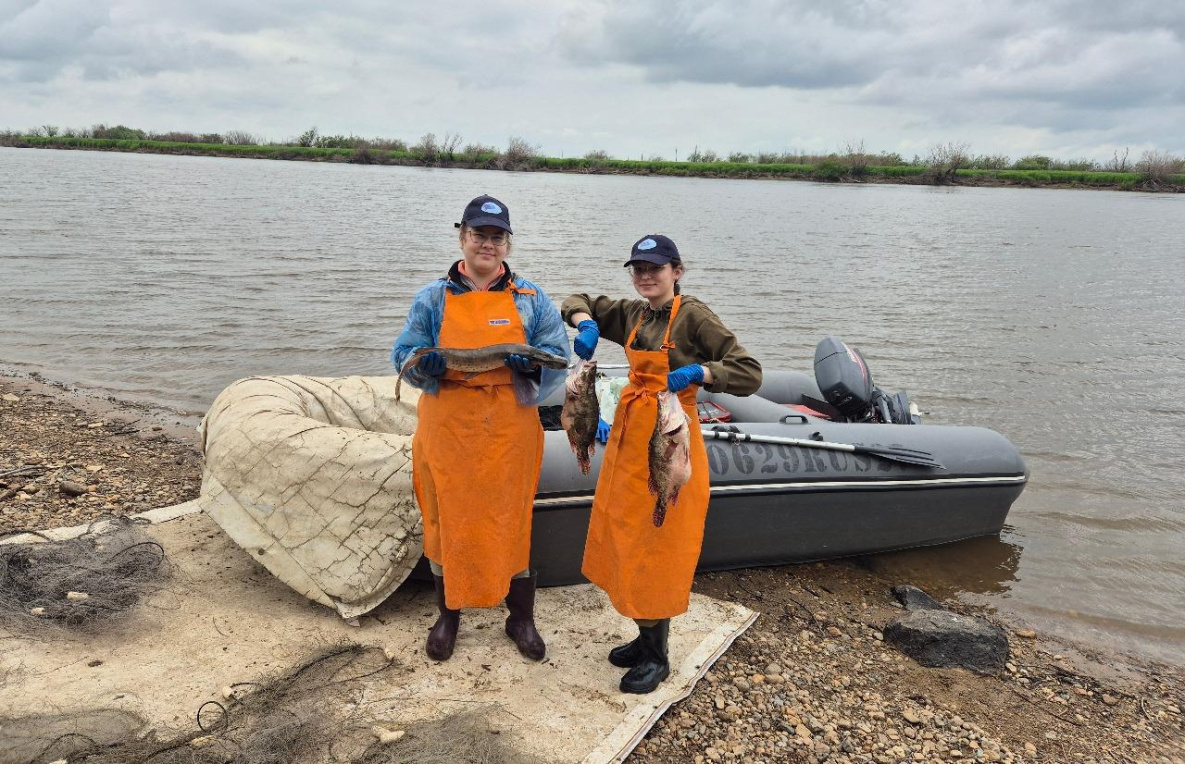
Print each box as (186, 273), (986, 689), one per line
(5, 134), (1181, 190)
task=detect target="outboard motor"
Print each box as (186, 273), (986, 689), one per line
(814, 337), (875, 421)
(873, 388), (919, 425)
(814, 336), (919, 424)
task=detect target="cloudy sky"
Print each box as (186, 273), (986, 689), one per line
(2, 0), (1182, 162)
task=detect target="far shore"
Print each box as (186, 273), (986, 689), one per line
(5, 137), (1184, 194)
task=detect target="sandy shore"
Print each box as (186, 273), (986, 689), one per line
(1, 373), (1182, 763)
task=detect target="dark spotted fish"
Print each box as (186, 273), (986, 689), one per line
(648, 392), (692, 527)
(560, 360), (599, 474)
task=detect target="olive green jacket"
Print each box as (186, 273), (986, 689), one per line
(561, 294), (762, 396)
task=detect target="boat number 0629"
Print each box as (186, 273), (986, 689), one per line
(705, 442), (877, 476)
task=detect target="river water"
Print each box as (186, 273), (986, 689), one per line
(2, 147), (1183, 665)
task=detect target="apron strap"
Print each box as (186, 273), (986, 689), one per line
(662, 295), (682, 350)
(626, 294), (683, 350)
(507, 282), (536, 297)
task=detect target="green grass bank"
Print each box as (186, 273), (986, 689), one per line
(5, 135), (1184, 192)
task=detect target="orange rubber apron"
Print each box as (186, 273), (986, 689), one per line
(412, 285), (544, 609)
(581, 296), (711, 619)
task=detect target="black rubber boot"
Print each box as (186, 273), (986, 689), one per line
(426, 574), (460, 661)
(620, 619), (670, 694)
(504, 571), (546, 661)
(608, 632), (644, 668)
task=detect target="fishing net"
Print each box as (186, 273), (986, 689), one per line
(198, 375), (422, 619)
(357, 710), (546, 764)
(0, 709), (149, 764)
(0, 515), (168, 636)
(1, 644), (540, 764)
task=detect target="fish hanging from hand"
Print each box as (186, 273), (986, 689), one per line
(560, 360), (599, 474)
(648, 391), (692, 527)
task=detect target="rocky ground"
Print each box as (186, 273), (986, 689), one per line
(2, 373), (1183, 763)
(634, 565), (1184, 763)
(0, 375), (202, 536)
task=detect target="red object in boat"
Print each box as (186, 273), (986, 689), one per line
(785, 403), (831, 419)
(697, 401), (732, 423)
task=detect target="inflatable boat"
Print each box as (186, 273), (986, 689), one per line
(436, 339), (1028, 586)
(195, 338), (1026, 613)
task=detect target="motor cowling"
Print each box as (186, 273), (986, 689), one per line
(814, 337), (919, 424)
(814, 336), (875, 421)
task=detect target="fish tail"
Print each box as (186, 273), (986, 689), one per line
(653, 498), (667, 527)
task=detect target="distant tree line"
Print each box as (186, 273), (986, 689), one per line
(3, 124), (1182, 187)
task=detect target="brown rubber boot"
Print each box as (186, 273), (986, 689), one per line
(426, 574), (460, 661)
(504, 571), (546, 661)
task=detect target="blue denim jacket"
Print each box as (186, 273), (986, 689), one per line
(390, 273), (570, 404)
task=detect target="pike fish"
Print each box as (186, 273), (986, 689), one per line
(395, 343), (568, 401)
(648, 391), (692, 527)
(560, 360), (599, 474)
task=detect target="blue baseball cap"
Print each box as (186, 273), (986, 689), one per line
(625, 234), (681, 267)
(457, 194), (512, 234)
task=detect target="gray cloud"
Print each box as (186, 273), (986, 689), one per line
(0, 0), (245, 82)
(1, 0), (1181, 158)
(563, 0), (1185, 111)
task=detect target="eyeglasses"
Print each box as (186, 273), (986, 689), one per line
(628, 264), (668, 279)
(468, 230), (509, 247)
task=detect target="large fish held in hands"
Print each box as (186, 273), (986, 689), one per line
(648, 391), (692, 527)
(560, 360), (599, 474)
(395, 343), (569, 401)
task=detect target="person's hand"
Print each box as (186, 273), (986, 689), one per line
(667, 364), (705, 393)
(596, 417), (612, 444)
(573, 319), (600, 360)
(505, 354), (536, 374)
(419, 351), (447, 377)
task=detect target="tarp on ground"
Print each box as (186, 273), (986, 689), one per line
(0, 511), (757, 764)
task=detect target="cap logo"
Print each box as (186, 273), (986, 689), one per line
(637, 238), (657, 250)
(481, 201), (502, 214)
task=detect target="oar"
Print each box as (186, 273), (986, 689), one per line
(700, 427), (945, 469)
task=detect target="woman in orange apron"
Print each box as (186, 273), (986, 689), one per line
(392, 195), (569, 662)
(562, 234), (762, 693)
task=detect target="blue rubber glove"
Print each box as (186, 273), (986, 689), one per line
(573, 319), (600, 360)
(667, 364), (705, 393)
(420, 351), (447, 377)
(505, 353), (536, 374)
(596, 417), (611, 444)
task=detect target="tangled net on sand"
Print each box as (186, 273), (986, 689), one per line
(357, 709), (545, 764)
(3, 644), (541, 764)
(0, 515), (168, 635)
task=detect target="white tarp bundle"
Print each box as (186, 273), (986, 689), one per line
(198, 375), (422, 619)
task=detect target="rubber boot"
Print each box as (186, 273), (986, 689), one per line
(504, 571), (546, 661)
(608, 632), (644, 668)
(426, 574), (459, 661)
(620, 619), (670, 694)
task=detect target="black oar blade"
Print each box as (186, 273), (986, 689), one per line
(701, 428), (944, 470)
(854, 444), (944, 469)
